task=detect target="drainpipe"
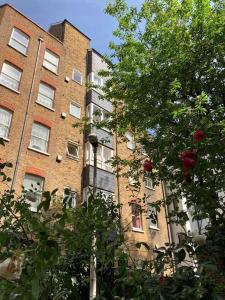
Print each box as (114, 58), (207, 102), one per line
(11, 37), (43, 190)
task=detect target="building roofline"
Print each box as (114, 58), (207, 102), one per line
(0, 3), (63, 44)
(89, 48), (104, 59)
(63, 19), (91, 40)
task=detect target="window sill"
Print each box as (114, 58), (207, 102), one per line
(7, 44), (28, 57)
(150, 226), (160, 231)
(145, 186), (155, 191)
(36, 101), (55, 112)
(42, 65), (59, 76)
(69, 113), (81, 119)
(66, 154), (79, 161)
(72, 79), (82, 86)
(132, 228), (144, 233)
(0, 82), (20, 94)
(0, 136), (10, 142)
(28, 146), (50, 156)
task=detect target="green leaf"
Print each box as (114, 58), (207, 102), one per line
(31, 279), (40, 300)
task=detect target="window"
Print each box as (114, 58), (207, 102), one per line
(86, 103), (110, 130)
(67, 141), (79, 159)
(128, 176), (138, 186)
(70, 102), (81, 119)
(37, 83), (55, 109)
(0, 108), (12, 139)
(85, 142), (113, 172)
(63, 188), (76, 208)
(93, 104), (102, 122)
(23, 174), (44, 212)
(141, 146), (147, 156)
(83, 187), (114, 203)
(43, 49), (59, 73)
(126, 132), (135, 150)
(131, 203), (142, 230)
(145, 176), (154, 189)
(30, 123), (50, 153)
(0, 62), (22, 91)
(89, 72), (105, 88)
(72, 69), (82, 85)
(149, 205), (158, 229)
(9, 27), (29, 55)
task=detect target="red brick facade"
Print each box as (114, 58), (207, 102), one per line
(0, 3), (169, 259)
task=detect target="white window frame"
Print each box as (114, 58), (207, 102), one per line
(85, 142), (113, 172)
(126, 132), (135, 150)
(131, 203), (143, 230)
(88, 72), (105, 93)
(29, 123), (50, 154)
(82, 187), (114, 203)
(23, 174), (44, 212)
(43, 49), (59, 74)
(0, 108), (12, 140)
(0, 62), (22, 91)
(128, 176), (138, 186)
(149, 205), (159, 229)
(72, 69), (82, 85)
(67, 141), (79, 160)
(36, 82), (55, 109)
(86, 103), (110, 131)
(70, 102), (81, 119)
(63, 188), (76, 208)
(145, 176), (154, 189)
(9, 27), (29, 55)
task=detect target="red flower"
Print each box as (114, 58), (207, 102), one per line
(159, 275), (165, 285)
(193, 129), (206, 143)
(180, 150), (197, 179)
(144, 159), (153, 172)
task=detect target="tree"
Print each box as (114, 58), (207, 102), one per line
(102, 0), (225, 298)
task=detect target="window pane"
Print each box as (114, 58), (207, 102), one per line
(9, 28), (29, 54)
(93, 73), (102, 86)
(126, 132), (135, 150)
(70, 103), (81, 118)
(43, 50), (59, 73)
(12, 28), (29, 46)
(72, 69), (82, 84)
(132, 204), (142, 229)
(37, 83), (54, 108)
(30, 123), (49, 152)
(93, 105), (102, 122)
(63, 188), (76, 208)
(23, 174), (44, 212)
(0, 63), (21, 91)
(2, 63), (21, 81)
(67, 142), (79, 159)
(145, 176), (153, 189)
(0, 108), (12, 138)
(10, 40), (27, 54)
(149, 206), (158, 228)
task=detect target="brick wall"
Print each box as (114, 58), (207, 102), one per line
(0, 4), (89, 202)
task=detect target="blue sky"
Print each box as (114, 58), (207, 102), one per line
(1, 0), (142, 54)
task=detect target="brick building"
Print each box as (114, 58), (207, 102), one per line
(0, 3), (170, 259)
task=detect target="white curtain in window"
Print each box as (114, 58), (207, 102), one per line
(0, 63), (21, 90)
(10, 28), (29, 54)
(0, 108), (11, 138)
(37, 83), (54, 108)
(30, 123), (49, 152)
(43, 50), (59, 73)
(70, 103), (80, 118)
(23, 174), (44, 212)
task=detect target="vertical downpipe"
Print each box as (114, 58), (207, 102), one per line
(11, 37), (43, 190)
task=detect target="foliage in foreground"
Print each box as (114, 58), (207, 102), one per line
(0, 161), (225, 300)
